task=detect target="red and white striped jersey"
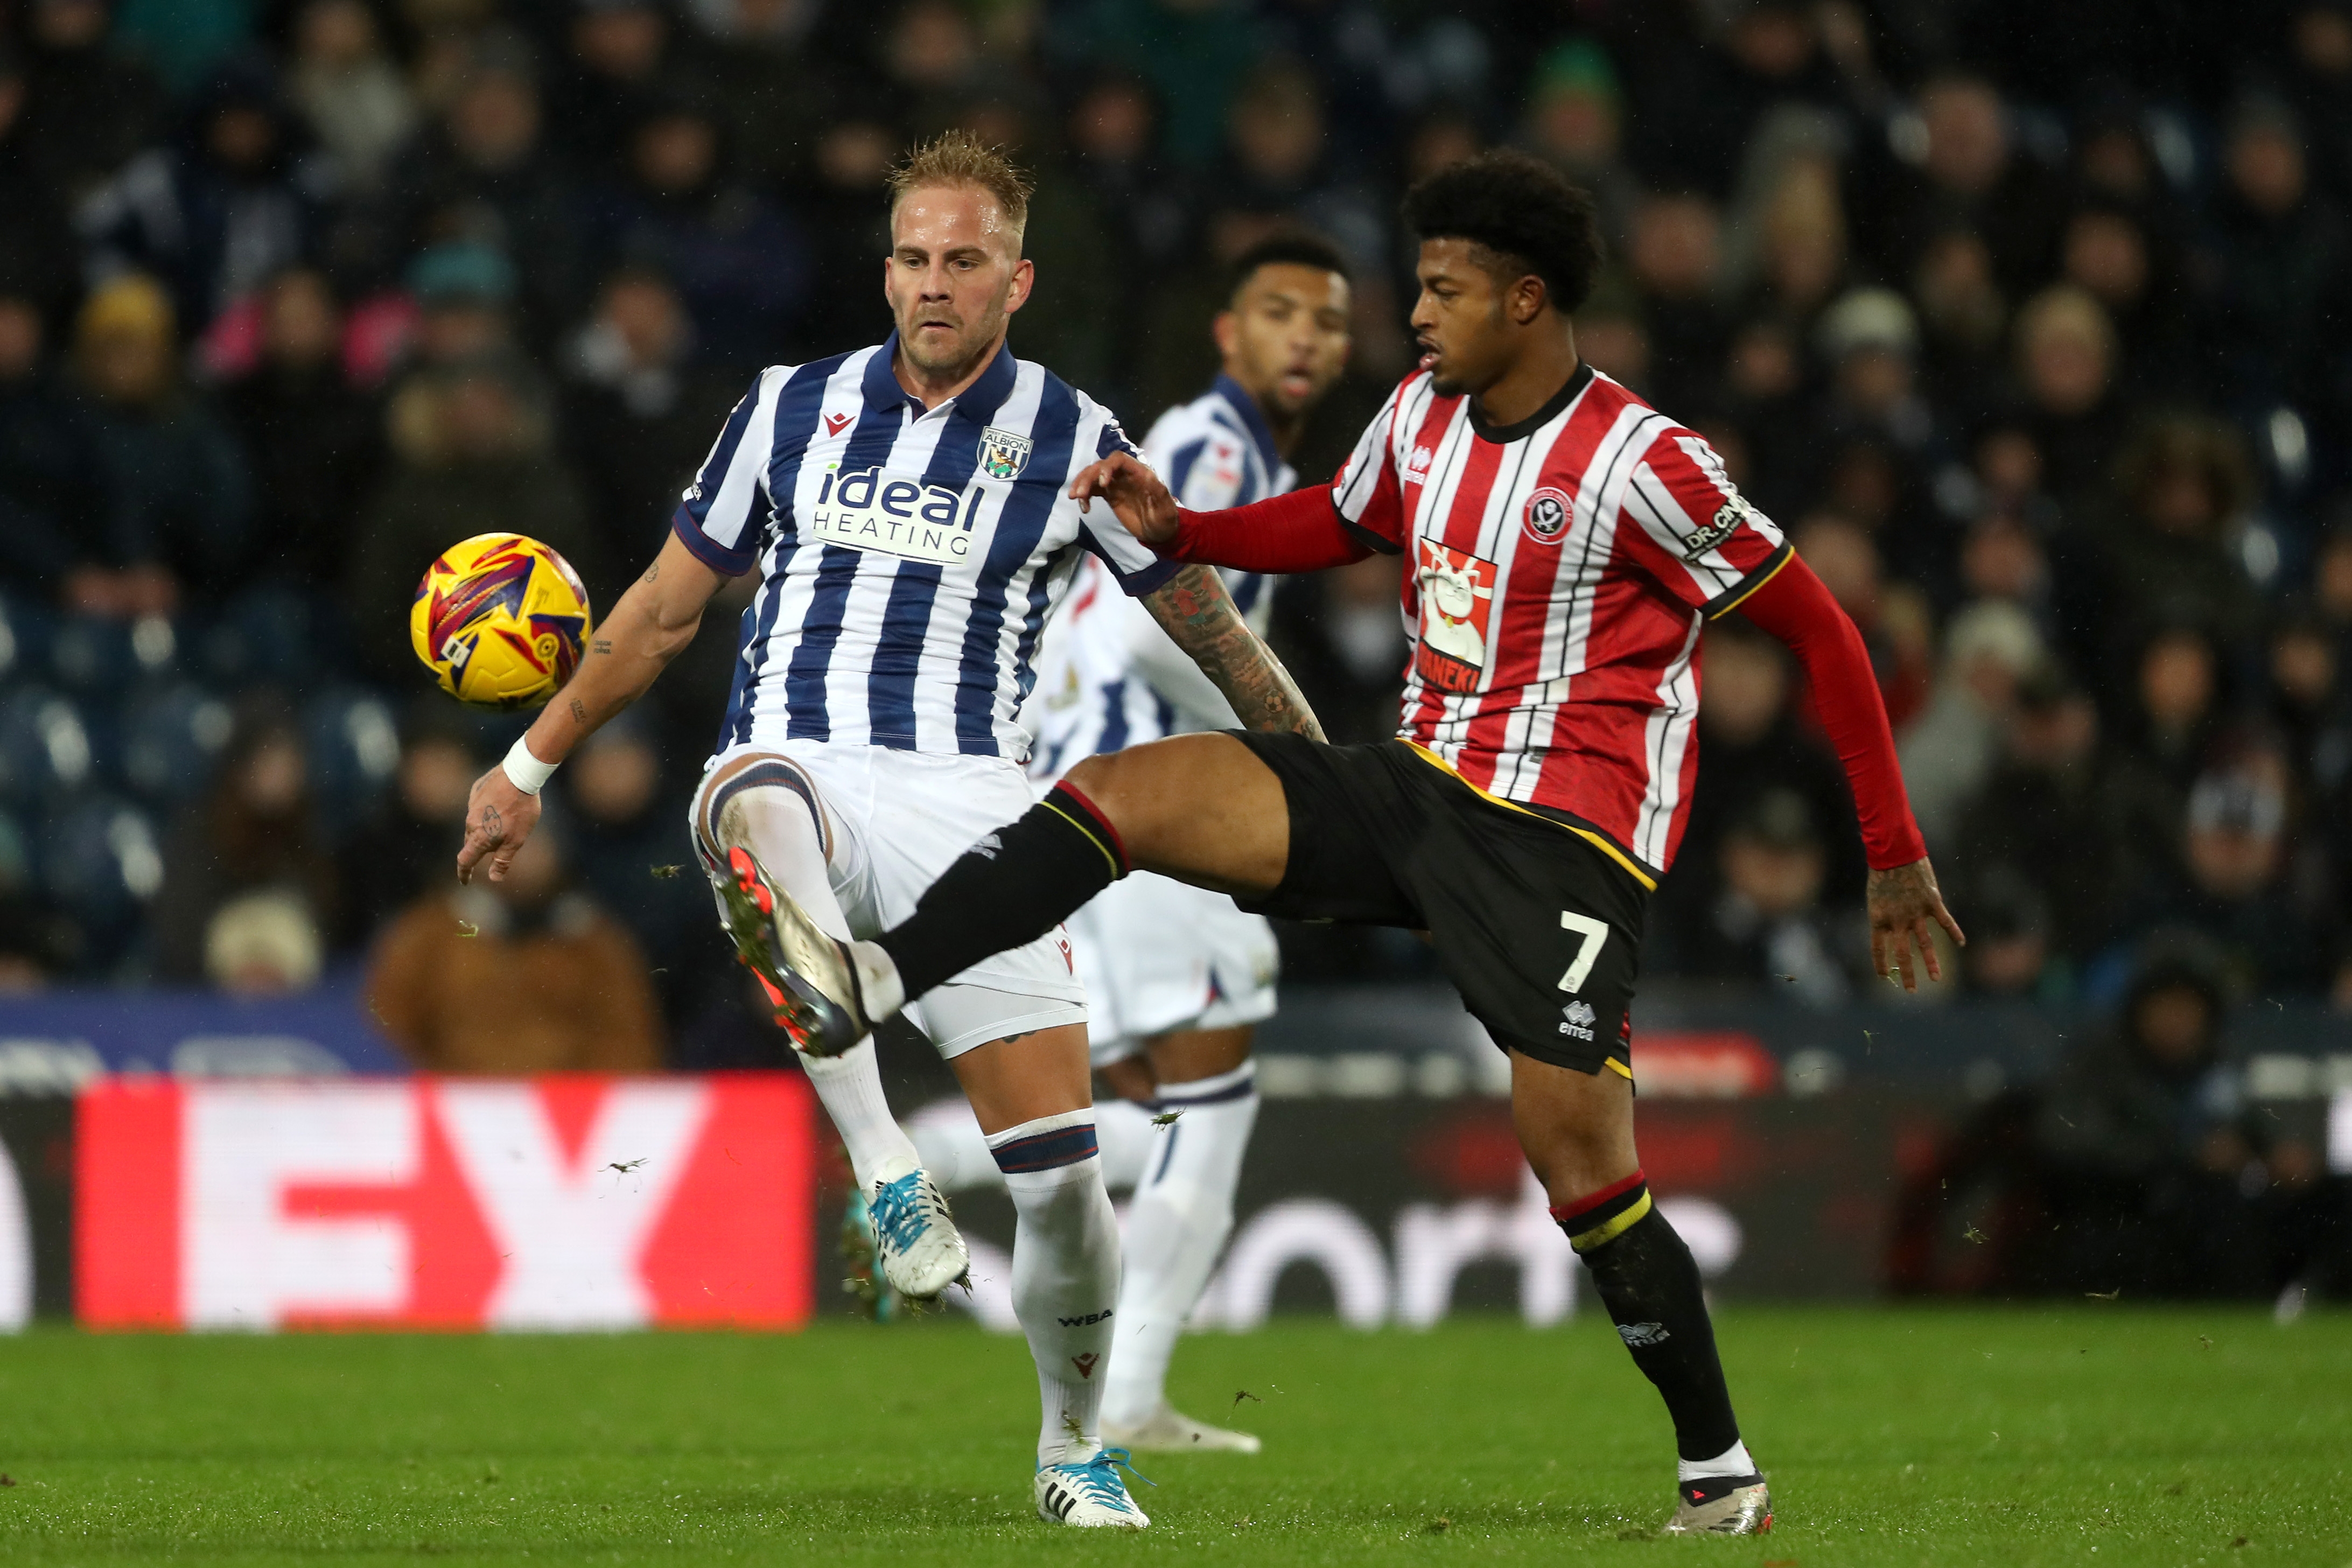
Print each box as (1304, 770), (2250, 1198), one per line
(1331, 363), (1790, 885)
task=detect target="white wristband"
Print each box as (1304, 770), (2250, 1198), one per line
(501, 736), (558, 795)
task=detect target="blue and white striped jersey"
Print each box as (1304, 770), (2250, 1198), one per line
(1026, 374), (1294, 783)
(673, 335), (1177, 760)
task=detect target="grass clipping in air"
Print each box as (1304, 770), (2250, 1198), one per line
(0, 1309), (2344, 1564)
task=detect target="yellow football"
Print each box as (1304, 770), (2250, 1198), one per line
(410, 534), (594, 711)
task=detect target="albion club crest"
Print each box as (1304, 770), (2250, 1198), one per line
(978, 426), (1032, 480)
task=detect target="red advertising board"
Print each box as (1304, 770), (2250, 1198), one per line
(75, 1074), (816, 1331)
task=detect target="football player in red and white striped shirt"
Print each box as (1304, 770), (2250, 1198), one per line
(748, 152), (1962, 1536)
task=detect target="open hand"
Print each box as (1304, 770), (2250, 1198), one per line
(1068, 451), (1180, 547)
(456, 765), (541, 885)
(1866, 858), (1965, 992)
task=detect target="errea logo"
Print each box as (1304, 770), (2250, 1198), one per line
(1559, 998), (1597, 1041)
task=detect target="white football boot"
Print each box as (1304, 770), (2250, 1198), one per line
(1104, 1402), (1262, 1454)
(1033, 1449), (1152, 1528)
(866, 1154), (969, 1303)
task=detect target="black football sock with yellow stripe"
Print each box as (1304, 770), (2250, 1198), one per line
(1555, 1171), (1742, 1464)
(874, 781), (1129, 1001)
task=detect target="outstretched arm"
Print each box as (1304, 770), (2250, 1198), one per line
(1138, 563), (1325, 741)
(1731, 553), (1963, 990)
(1072, 452), (1376, 572)
(456, 530), (727, 883)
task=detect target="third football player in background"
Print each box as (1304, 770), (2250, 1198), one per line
(1027, 234), (1353, 1454)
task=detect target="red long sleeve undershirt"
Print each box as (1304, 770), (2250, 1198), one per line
(1734, 557), (1927, 870)
(1167, 491), (1371, 572)
(1165, 493), (1926, 871)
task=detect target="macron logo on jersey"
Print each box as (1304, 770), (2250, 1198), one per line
(807, 464), (986, 564)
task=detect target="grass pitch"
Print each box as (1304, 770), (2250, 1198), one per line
(0, 1308), (2345, 1566)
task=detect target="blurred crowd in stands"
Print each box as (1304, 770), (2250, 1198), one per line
(1, 0), (2351, 1114)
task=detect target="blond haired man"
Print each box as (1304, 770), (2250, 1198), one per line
(453, 132), (1320, 1528)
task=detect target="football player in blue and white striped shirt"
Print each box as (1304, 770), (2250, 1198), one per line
(1025, 234), (1353, 1456)
(454, 133), (1322, 1530)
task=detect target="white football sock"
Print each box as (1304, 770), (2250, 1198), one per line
(708, 768), (917, 1191)
(1103, 1060), (1258, 1429)
(802, 1042), (919, 1192)
(1678, 1438), (1758, 1482)
(989, 1110), (1121, 1467)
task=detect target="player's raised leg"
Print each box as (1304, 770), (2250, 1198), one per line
(751, 733), (1289, 1055)
(1512, 1052), (1768, 1534)
(690, 751), (968, 1302)
(1101, 1024), (1263, 1453)
(951, 1025), (1151, 1528)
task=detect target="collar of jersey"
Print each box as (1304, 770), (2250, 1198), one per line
(864, 332), (1019, 425)
(1466, 359), (1594, 445)
(1211, 370), (1285, 475)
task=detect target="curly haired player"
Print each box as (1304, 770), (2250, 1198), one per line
(740, 150), (1963, 1536)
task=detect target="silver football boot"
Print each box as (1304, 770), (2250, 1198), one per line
(1662, 1475), (1772, 1535)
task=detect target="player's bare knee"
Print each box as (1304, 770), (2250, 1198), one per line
(1060, 752), (1149, 838)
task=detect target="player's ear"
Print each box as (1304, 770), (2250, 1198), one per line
(1510, 272), (1548, 327)
(1211, 309), (1238, 360)
(1004, 256), (1035, 315)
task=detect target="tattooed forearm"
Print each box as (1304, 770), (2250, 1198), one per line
(570, 697), (589, 724)
(1143, 564), (1325, 741)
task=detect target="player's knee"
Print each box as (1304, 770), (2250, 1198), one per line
(1060, 752), (1143, 832)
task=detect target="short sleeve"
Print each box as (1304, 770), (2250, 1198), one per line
(669, 368), (780, 576)
(1615, 428), (1791, 615)
(1328, 376), (1420, 555)
(1079, 410), (1180, 596)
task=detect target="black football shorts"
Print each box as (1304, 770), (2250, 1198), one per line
(1228, 733), (1646, 1077)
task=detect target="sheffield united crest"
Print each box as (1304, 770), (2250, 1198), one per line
(978, 426), (1032, 479)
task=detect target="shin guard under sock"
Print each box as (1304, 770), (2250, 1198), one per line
(991, 1111), (1122, 1467)
(1556, 1172), (1742, 1464)
(876, 783), (1129, 1001)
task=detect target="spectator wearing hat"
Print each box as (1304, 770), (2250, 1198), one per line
(69, 274), (253, 613)
(1518, 40), (1640, 251)
(204, 890), (325, 995)
(367, 814), (663, 1073)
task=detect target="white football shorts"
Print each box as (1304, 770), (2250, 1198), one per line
(1069, 871), (1279, 1068)
(693, 740), (1086, 1059)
